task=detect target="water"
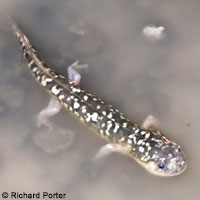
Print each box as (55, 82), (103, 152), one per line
(0, 0), (199, 199)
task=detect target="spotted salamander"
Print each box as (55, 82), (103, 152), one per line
(11, 18), (187, 176)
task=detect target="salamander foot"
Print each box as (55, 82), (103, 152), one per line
(141, 115), (158, 129)
(67, 60), (88, 85)
(94, 143), (129, 160)
(37, 96), (62, 129)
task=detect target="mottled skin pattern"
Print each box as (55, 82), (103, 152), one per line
(11, 19), (187, 176)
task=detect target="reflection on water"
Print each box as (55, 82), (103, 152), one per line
(0, 0), (200, 200)
(33, 127), (74, 153)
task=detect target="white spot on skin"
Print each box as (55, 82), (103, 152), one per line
(74, 102), (80, 109)
(41, 76), (53, 86)
(135, 129), (140, 134)
(100, 100), (104, 104)
(120, 115), (125, 119)
(91, 112), (98, 122)
(145, 133), (150, 139)
(51, 85), (62, 95)
(97, 105), (101, 109)
(122, 122), (128, 128)
(113, 123), (120, 133)
(102, 111), (106, 115)
(72, 87), (81, 93)
(28, 60), (34, 68)
(143, 25), (165, 40)
(46, 77), (53, 82)
(107, 121), (113, 130)
(139, 146), (145, 153)
(133, 136), (137, 144)
(85, 114), (91, 122)
(58, 95), (65, 100)
(105, 130), (110, 136)
(32, 67), (37, 72)
(128, 134), (134, 139)
(145, 143), (150, 146)
(140, 131), (146, 135)
(147, 146), (152, 151)
(83, 95), (88, 101)
(107, 112), (113, 118)
(137, 140), (143, 145)
(72, 88), (77, 92)
(81, 106), (87, 113)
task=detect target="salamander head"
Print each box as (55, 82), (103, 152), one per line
(144, 142), (187, 176)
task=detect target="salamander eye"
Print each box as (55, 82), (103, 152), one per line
(174, 147), (181, 153)
(158, 162), (165, 169)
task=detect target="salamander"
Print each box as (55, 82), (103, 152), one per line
(10, 18), (187, 176)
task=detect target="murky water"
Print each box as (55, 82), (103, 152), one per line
(0, 0), (200, 199)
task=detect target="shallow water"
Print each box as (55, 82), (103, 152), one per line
(0, 0), (200, 200)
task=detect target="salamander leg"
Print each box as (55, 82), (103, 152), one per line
(37, 96), (62, 129)
(82, 144), (129, 178)
(141, 115), (158, 129)
(94, 143), (129, 160)
(67, 60), (88, 85)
